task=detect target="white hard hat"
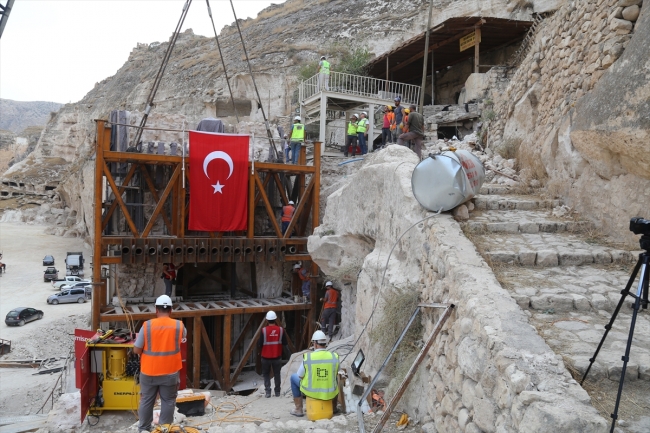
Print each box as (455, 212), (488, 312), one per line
(155, 295), (173, 307)
(266, 311), (277, 321)
(352, 113), (359, 118)
(361, 111), (367, 116)
(289, 200), (295, 205)
(283, 134), (288, 138)
(320, 56), (326, 60)
(311, 330), (327, 343)
(325, 281), (333, 287)
(294, 116), (301, 122)
(294, 264), (301, 269)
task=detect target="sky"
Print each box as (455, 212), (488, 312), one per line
(0, 0), (285, 104)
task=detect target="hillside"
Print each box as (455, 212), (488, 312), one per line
(0, 99), (62, 133)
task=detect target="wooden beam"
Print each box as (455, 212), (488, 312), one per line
(103, 152), (183, 164)
(247, 166), (255, 238)
(185, 318), (194, 387)
(391, 28), (477, 74)
(230, 319), (265, 387)
(474, 27), (481, 73)
(103, 162), (140, 237)
(230, 314), (257, 355)
(283, 181), (314, 239)
(200, 316), (225, 389)
(142, 165), (181, 237)
(254, 173), (282, 237)
(222, 314), (232, 390)
(101, 163), (137, 231)
(253, 172), (272, 208)
(254, 161), (315, 174)
(272, 172), (289, 205)
(93, 121), (109, 331)
(193, 316), (202, 388)
(139, 164), (173, 233)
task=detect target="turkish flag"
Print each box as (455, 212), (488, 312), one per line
(188, 131), (249, 231)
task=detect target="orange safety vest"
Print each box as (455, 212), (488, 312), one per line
(141, 317), (184, 376)
(324, 288), (338, 309)
(281, 205), (295, 222)
(261, 325), (284, 359)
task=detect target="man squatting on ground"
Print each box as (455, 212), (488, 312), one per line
(134, 295), (186, 432)
(289, 330), (340, 417)
(257, 310), (290, 398)
(320, 281), (338, 340)
(397, 105), (425, 158)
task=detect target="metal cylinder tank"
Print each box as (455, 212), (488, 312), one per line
(411, 149), (485, 212)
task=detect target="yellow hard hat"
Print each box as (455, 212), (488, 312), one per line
(404, 108), (410, 114)
(386, 105), (392, 110)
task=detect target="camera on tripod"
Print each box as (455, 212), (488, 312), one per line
(630, 217), (650, 235)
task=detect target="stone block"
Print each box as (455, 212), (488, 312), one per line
(473, 398), (497, 433)
(539, 222), (558, 232)
(572, 294), (592, 311)
(486, 222), (519, 233)
(487, 199), (500, 210)
(515, 201), (537, 210)
(622, 5), (640, 21)
(453, 204), (469, 220)
(608, 362), (639, 381)
(462, 379), (477, 410)
(498, 200), (517, 210)
(590, 293), (609, 310)
(530, 294), (575, 312)
(536, 250), (559, 266)
(558, 251), (594, 266)
(519, 222), (540, 233)
(618, 0), (641, 7)
(465, 423), (481, 433)
(610, 18), (633, 34)
(512, 294), (531, 309)
(487, 252), (517, 263)
(611, 250), (633, 263)
(593, 251), (612, 264)
(518, 251), (537, 266)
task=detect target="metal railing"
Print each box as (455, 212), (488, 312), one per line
(300, 71), (421, 106)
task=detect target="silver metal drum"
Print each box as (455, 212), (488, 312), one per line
(411, 149), (485, 212)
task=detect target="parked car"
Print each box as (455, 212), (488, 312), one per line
(5, 307), (44, 326)
(42, 255), (55, 266)
(52, 276), (90, 289)
(59, 281), (92, 291)
(47, 288), (89, 305)
(44, 267), (59, 282)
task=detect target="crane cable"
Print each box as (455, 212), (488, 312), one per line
(228, 0), (280, 161)
(132, 0), (193, 149)
(205, 0), (239, 123)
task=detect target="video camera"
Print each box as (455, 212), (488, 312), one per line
(630, 217), (650, 235)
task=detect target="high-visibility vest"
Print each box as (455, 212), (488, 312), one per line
(261, 325), (284, 359)
(357, 118), (368, 133)
(163, 263), (176, 280)
(291, 123), (305, 142)
(347, 121), (358, 136)
(324, 288), (338, 309)
(281, 205), (295, 222)
(140, 317), (184, 376)
(320, 60), (330, 75)
(300, 350), (339, 400)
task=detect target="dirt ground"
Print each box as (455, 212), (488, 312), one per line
(0, 222), (92, 417)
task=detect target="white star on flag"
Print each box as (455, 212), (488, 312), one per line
(212, 181), (224, 194)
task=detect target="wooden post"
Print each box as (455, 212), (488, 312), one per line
(92, 121), (107, 331)
(185, 318), (194, 385)
(222, 314), (232, 390)
(419, 0), (435, 112)
(193, 316), (202, 388)
(474, 27), (481, 73)
(247, 163), (255, 238)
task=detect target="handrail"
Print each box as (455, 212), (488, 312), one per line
(300, 71), (421, 106)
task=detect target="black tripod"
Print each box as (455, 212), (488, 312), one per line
(581, 234), (649, 433)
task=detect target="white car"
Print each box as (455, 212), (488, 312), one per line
(52, 276), (90, 289)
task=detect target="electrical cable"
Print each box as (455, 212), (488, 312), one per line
(339, 211), (442, 365)
(228, 0), (280, 161)
(205, 0), (239, 123)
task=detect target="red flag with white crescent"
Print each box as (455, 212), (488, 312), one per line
(188, 131), (249, 231)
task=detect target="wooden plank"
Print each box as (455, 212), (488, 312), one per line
(142, 165), (181, 237)
(103, 162), (140, 237)
(200, 316), (225, 389)
(98, 256), (121, 264)
(103, 151), (183, 164)
(283, 180), (314, 239)
(185, 317), (194, 387)
(230, 319), (265, 388)
(193, 316), (202, 389)
(222, 315), (232, 390)
(100, 163), (137, 231)
(284, 254), (312, 262)
(230, 314), (256, 355)
(254, 174), (282, 237)
(254, 161), (316, 174)
(139, 163), (174, 233)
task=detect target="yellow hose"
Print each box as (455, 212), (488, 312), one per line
(152, 425), (200, 433)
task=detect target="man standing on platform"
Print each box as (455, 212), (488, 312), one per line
(281, 200), (295, 235)
(294, 263), (311, 300)
(162, 263), (184, 297)
(289, 330), (339, 417)
(257, 311), (290, 398)
(290, 117), (305, 165)
(357, 112), (369, 155)
(134, 295), (186, 433)
(320, 281), (339, 341)
(318, 56), (330, 91)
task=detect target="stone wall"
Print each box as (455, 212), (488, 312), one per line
(309, 145), (607, 432)
(490, 0), (648, 243)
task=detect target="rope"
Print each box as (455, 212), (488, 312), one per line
(228, 0), (280, 160)
(205, 0), (239, 123)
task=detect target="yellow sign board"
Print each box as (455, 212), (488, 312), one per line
(460, 31), (480, 52)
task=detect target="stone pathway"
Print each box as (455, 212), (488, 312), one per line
(465, 185), (650, 432)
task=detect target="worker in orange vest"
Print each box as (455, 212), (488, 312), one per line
(257, 310), (290, 398)
(134, 295), (186, 432)
(281, 200), (295, 235)
(320, 281), (339, 340)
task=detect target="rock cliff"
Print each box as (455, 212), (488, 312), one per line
(0, 99), (62, 133)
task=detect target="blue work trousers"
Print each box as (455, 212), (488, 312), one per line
(357, 133), (367, 155)
(290, 141), (302, 164)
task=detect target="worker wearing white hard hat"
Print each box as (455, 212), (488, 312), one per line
(318, 55), (330, 91)
(281, 200), (296, 235)
(289, 330), (340, 417)
(320, 281), (339, 340)
(345, 113), (359, 157)
(293, 263), (311, 299)
(134, 295), (187, 432)
(257, 310), (290, 398)
(289, 116), (305, 165)
(357, 111), (369, 155)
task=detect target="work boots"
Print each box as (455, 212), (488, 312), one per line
(290, 397), (304, 417)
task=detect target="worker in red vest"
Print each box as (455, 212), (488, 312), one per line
(281, 200), (295, 235)
(257, 310), (289, 398)
(320, 281), (339, 340)
(134, 295), (186, 433)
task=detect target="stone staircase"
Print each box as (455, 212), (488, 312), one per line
(464, 184), (650, 430)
